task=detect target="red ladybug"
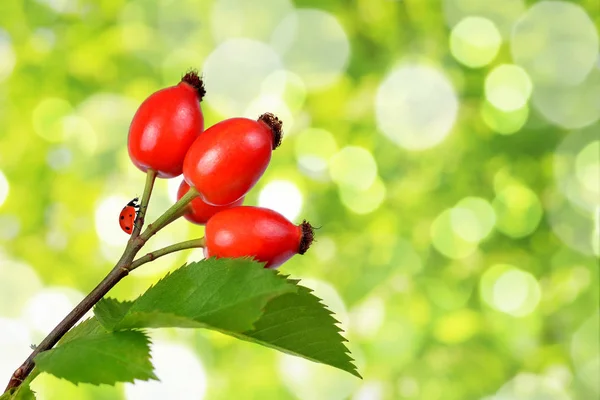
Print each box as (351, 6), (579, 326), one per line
(119, 197), (139, 235)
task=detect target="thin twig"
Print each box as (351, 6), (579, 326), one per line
(138, 186), (199, 242)
(4, 169), (160, 394)
(129, 237), (205, 271)
(131, 169), (157, 239)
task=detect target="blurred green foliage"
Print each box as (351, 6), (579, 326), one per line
(0, 0), (598, 399)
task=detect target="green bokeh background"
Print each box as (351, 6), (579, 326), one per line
(0, 0), (599, 399)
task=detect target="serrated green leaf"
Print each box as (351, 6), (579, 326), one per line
(58, 317), (108, 345)
(95, 258), (297, 332)
(34, 318), (156, 385)
(93, 298), (134, 331)
(94, 258), (359, 378)
(233, 284), (361, 378)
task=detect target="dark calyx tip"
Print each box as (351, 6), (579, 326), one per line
(181, 69), (206, 100)
(298, 220), (314, 255)
(258, 112), (283, 150)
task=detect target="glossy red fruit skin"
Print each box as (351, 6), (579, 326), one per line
(177, 180), (244, 225)
(183, 114), (281, 206)
(128, 75), (204, 178)
(205, 206), (304, 268)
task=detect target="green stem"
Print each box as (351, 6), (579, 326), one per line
(139, 187), (199, 243)
(131, 169), (157, 239)
(129, 237), (205, 272)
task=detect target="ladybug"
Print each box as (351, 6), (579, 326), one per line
(119, 197), (139, 235)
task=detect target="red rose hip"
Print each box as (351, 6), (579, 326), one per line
(204, 206), (314, 268)
(183, 113), (282, 206)
(128, 71), (205, 178)
(177, 180), (244, 225)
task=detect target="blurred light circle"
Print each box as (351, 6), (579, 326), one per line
(46, 147), (73, 171)
(351, 296), (385, 339)
(338, 176), (386, 215)
(442, 0), (526, 38)
(270, 9), (350, 90)
(167, 178), (181, 203)
(0, 169), (9, 207)
(312, 236), (337, 261)
(203, 39), (282, 116)
(0, 30), (16, 82)
(46, 229), (68, 250)
(77, 94), (135, 152)
(32, 98), (73, 143)
(449, 17), (502, 68)
(480, 264), (541, 317)
(211, 0), (293, 43)
(300, 278), (349, 329)
(575, 141), (599, 195)
(35, 0), (77, 14)
(571, 313), (600, 394)
(243, 93), (294, 132)
(547, 192), (599, 257)
(62, 115), (97, 154)
(485, 64), (533, 112)
(375, 64), (459, 150)
(397, 377), (420, 398)
(0, 215), (20, 240)
(492, 269), (540, 316)
(94, 196), (132, 246)
(160, 48), (203, 85)
(329, 146), (377, 190)
(511, 1), (599, 87)
(125, 341), (206, 400)
(554, 125), (599, 212)
(493, 373), (570, 400)
(295, 128), (338, 180)
(480, 100), (529, 135)
(431, 208), (478, 259)
(260, 70), (307, 112)
(278, 352), (359, 400)
(277, 278), (357, 399)
(353, 382), (384, 400)
(0, 260), (43, 318)
(30, 28), (56, 54)
(452, 197), (496, 242)
(258, 179), (303, 221)
(492, 184), (543, 238)
(23, 287), (83, 333)
(531, 68), (600, 129)
(0, 318), (32, 382)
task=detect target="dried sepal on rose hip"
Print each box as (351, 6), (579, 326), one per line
(128, 70), (206, 178)
(177, 180), (244, 225)
(183, 113), (282, 206)
(204, 206), (314, 269)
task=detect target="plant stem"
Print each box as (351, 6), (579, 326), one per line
(3, 169), (165, 394)
(138, 187), (199, 242)
(131, 169), (157, 239)
(130, 237), (205, 271)
(4, 250), (135, 393)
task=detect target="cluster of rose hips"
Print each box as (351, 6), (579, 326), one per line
(124, 71), (313, 268)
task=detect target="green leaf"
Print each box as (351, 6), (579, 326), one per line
(95, 258), (297, 332)
(34, 318), (156, 385)
(93, 298), (134, 330)
(94, 258), (360, 378)
(233, 284), (361, 378)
